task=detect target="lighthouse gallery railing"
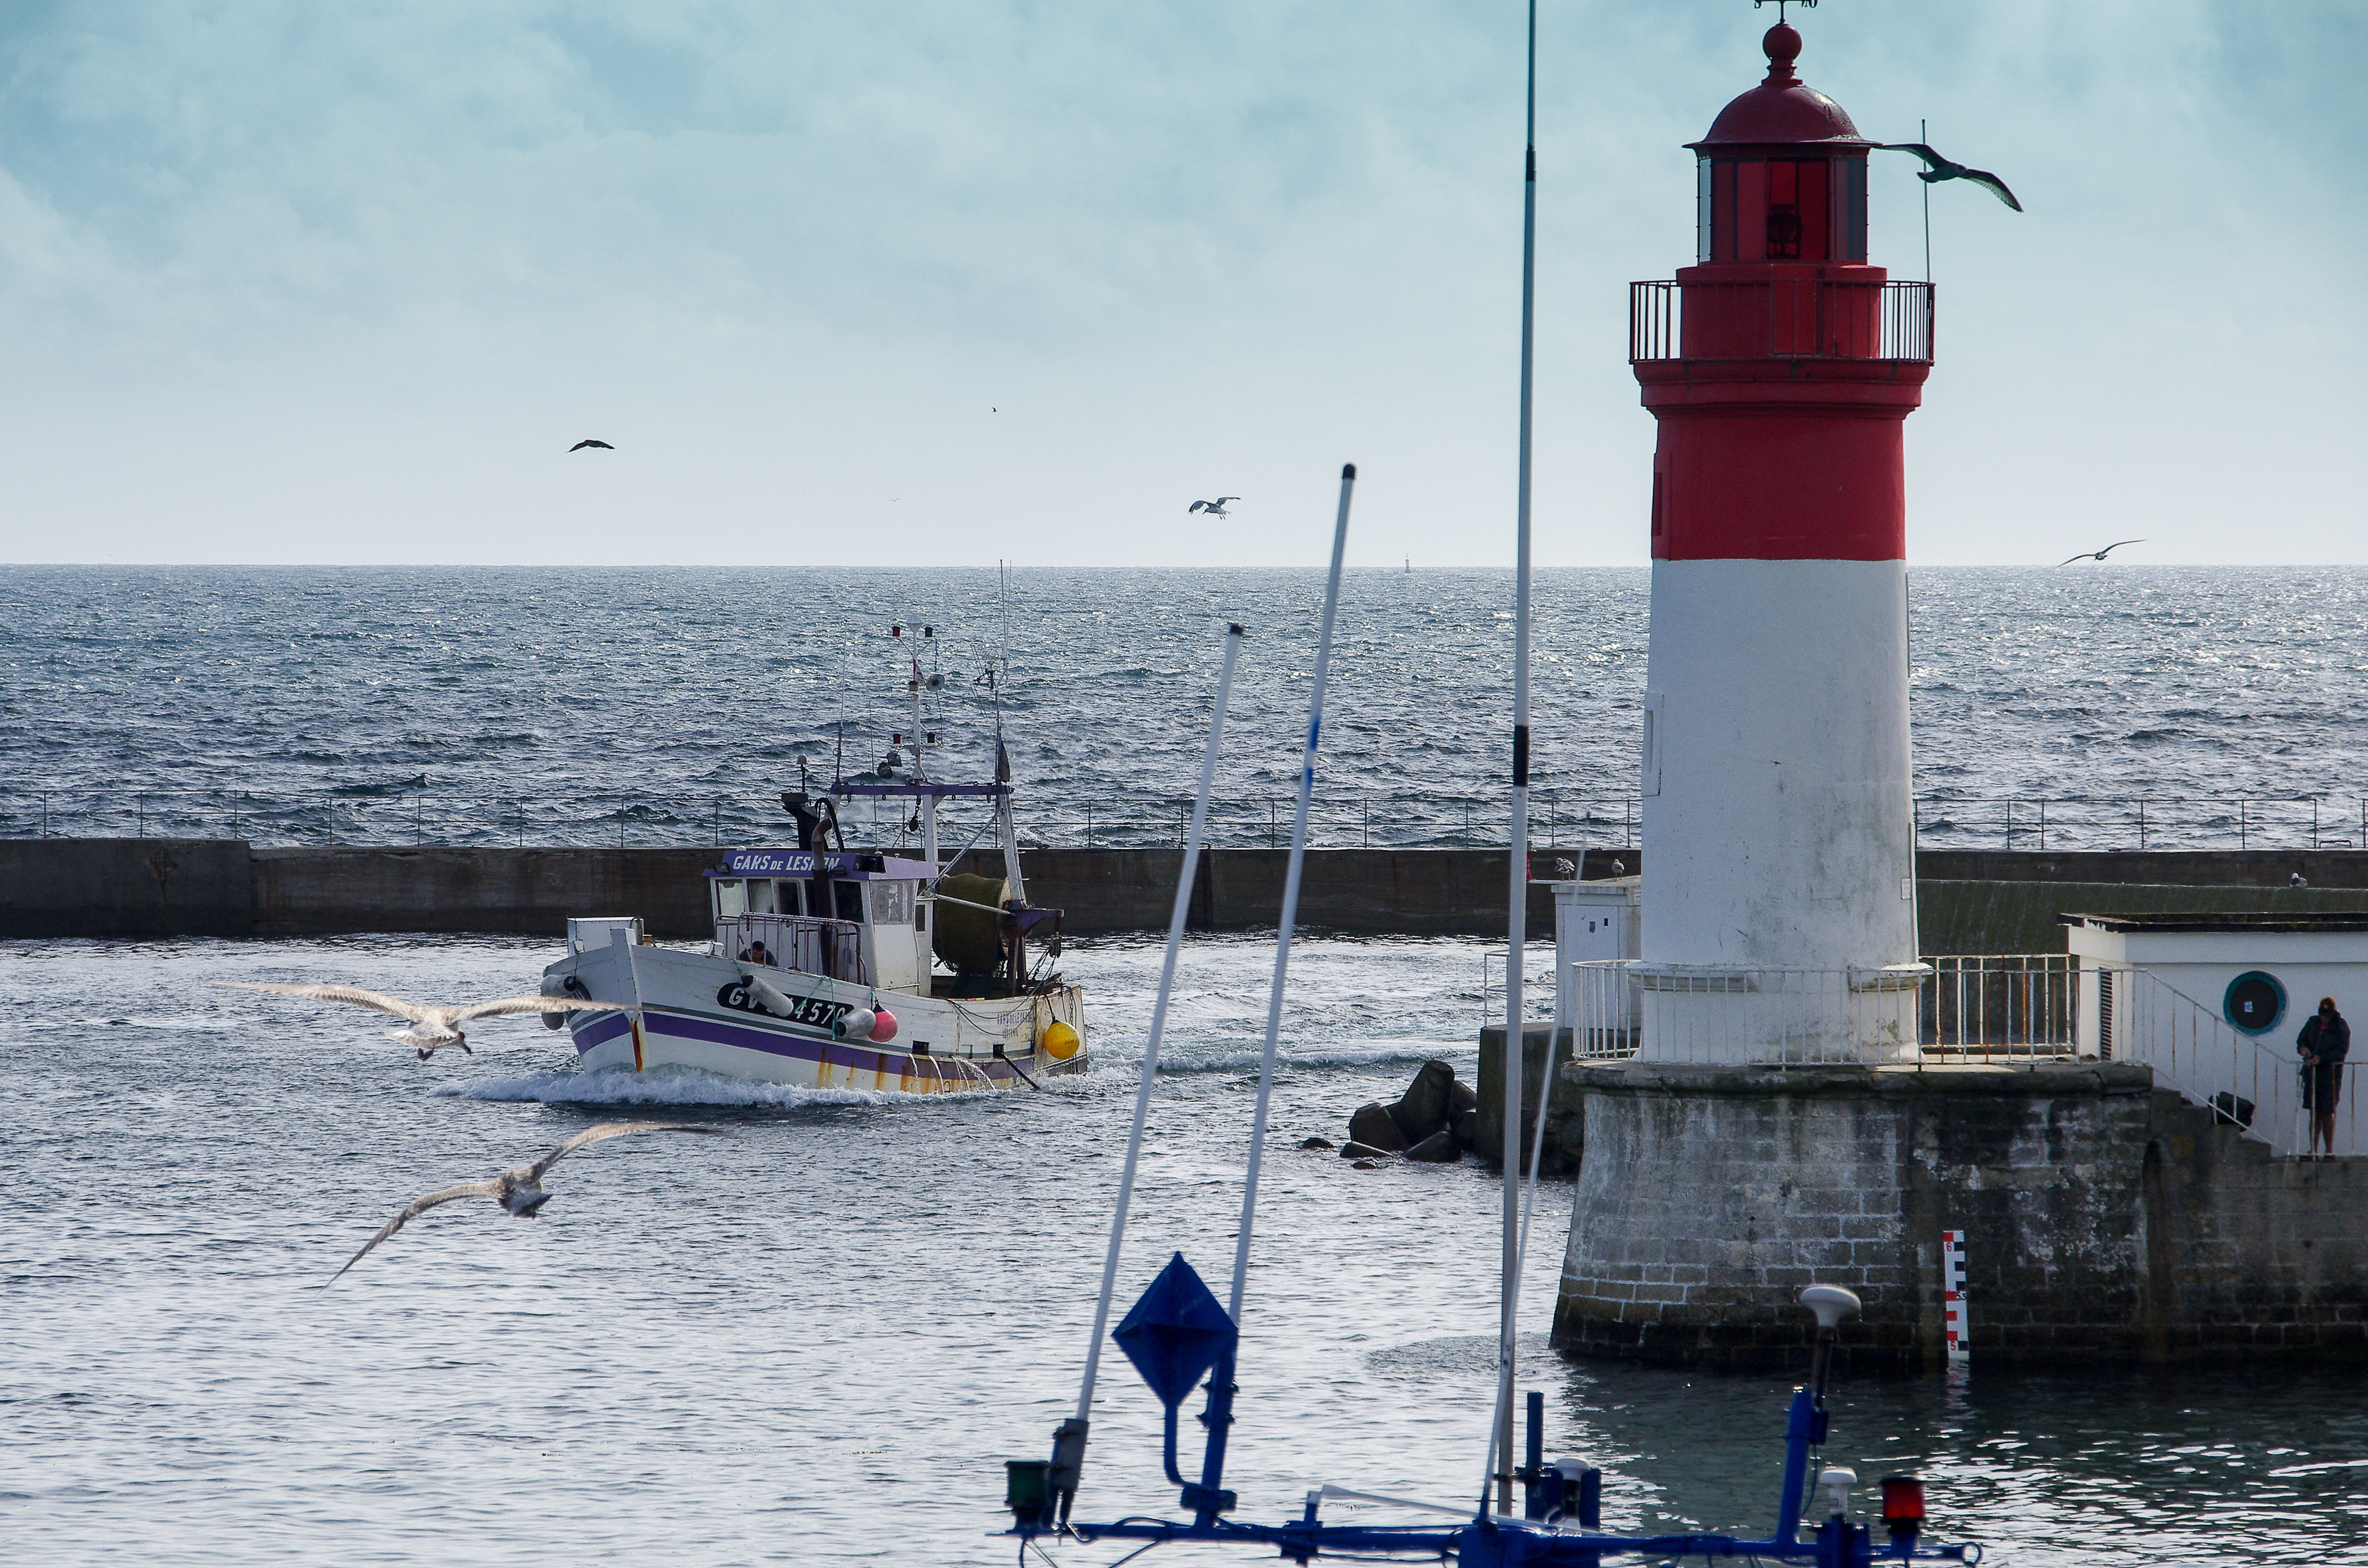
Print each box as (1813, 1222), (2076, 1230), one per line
(1630, 278), (1934, 363)
(1567, 954), (2078, 1068)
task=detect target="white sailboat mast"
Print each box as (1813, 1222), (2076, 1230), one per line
(1488, 0), (1541, 1520)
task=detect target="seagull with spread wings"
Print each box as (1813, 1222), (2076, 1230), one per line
(2058, 539), (2145, 566)
(327, 1121), (731, 1282)
(1874, 143), (2023, 212)
(1187, 496), (1239, 517)
(214, 981), (628, 1058)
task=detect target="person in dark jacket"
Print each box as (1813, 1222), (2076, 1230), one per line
(2298, 997), (2351, 1158)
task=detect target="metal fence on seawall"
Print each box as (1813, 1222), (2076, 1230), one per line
(0, 786), (1646, 851)
(5, 786), (2365, 852)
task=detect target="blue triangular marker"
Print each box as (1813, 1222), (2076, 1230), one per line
(1111, 1252), (1238, 1411)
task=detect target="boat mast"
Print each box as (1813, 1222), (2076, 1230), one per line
(1489, 0), (1541, 1519)
(912, 626), (939, 868)
(993, 562), (1027, 902)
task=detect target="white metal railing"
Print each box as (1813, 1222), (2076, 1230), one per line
(1558, 955), (2357, 1156)
(1565, 954), (2081, 1068)
(720, 913), (867, 985)
(1480, 949), (1559, 1027)
(1924, 954), (2080, 1061)
(1570, 961), (1927, 1066)
(2104, 965), (2361, 1159)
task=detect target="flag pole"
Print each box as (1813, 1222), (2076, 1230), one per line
(1921, 117), (1933, 281)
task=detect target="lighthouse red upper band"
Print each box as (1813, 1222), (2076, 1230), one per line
(1633, 20), (1929, 563)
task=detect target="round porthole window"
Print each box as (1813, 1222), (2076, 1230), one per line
(2223, 970), (2286, 1036)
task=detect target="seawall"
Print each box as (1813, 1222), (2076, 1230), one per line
(0, 841), (1558, 941)
(11, 840), (2368, 943)
(1549, 1063), (2368, 1370)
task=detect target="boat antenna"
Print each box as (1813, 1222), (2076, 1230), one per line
(986, 561), (1025, 900)
(1482, 0), (1540, 1520)
(1050, 622), (1247, 1525)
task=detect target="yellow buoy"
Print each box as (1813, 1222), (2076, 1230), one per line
(1039, 1020), (1082, 1061)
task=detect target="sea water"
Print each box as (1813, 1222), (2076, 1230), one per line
(4, 565), (2367, 1562)
(4, 933), (2363, 1564)
(4, 564), (2366, 849)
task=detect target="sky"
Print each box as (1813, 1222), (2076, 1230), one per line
(0, 0), (2361, 568)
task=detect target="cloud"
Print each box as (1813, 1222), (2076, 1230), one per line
(0, 0), (2360, 565)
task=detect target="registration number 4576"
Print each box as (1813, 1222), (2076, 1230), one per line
(716, 980), (853, 1031)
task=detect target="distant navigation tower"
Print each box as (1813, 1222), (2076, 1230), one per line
(1630, 15), (1933, 1059)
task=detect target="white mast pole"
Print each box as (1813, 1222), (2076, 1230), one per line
(1051, 623), (1245, 1518)
(1228, 465), (1356, 1321)
(1485, 0), (1541, 1519)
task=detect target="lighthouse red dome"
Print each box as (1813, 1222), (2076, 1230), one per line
(1690, 23), (1867, 148)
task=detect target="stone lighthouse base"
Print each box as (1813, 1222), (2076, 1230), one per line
(1550, 1062), (2368, 1372)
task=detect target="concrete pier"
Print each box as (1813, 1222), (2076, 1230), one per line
(1550, 1062), (2368, 1370)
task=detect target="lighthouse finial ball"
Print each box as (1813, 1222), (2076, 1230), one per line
(1762, 21), (1802, 84)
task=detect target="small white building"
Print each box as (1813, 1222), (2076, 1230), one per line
(1548, 875), (1641, 1042)
(2065, 913), (2368, 1054)
(2064, 912), (2368, 1156)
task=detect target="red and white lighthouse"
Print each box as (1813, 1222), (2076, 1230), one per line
(1631, 19), (1930, 1060)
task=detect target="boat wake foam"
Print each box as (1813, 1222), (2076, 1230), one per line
(1122, 1043), (1467, 1075)
(433, 1064), (989, 1109)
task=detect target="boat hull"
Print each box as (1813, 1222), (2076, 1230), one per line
(543, 939), (1084, 1092)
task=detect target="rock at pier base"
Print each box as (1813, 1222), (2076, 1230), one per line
(1347, 1102), (1411, 1153)
(1404, 1130), (1460, 1163)
(1388, 1061), (1459, 1144)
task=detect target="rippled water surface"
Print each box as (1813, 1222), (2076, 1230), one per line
(6, 933), (2363, 1564)
(4, 564), (2366, 849)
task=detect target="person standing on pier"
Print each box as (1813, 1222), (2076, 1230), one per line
(2297, 998), (2350, 1158)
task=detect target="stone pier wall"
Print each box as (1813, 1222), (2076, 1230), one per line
(14, 840), (2368, 943)
(1551, 1062), (2368, 1372)
(0, 840), (1557, 940)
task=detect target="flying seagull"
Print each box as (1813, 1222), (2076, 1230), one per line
(1187, 497), (1239, 517)
(2057, 539), (2145, 566)
(327, 1121), (731, 1283)
(1874, 144), (2022, 212)
(213, 981), (629, 1058)
(569, 439), (614, 452)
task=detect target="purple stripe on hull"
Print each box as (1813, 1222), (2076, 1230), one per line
(574, 1012), (634, 1052)
(578, 1004), (1022, 1083)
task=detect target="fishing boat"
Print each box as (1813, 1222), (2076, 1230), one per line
(540, 626), (1086, 1093)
